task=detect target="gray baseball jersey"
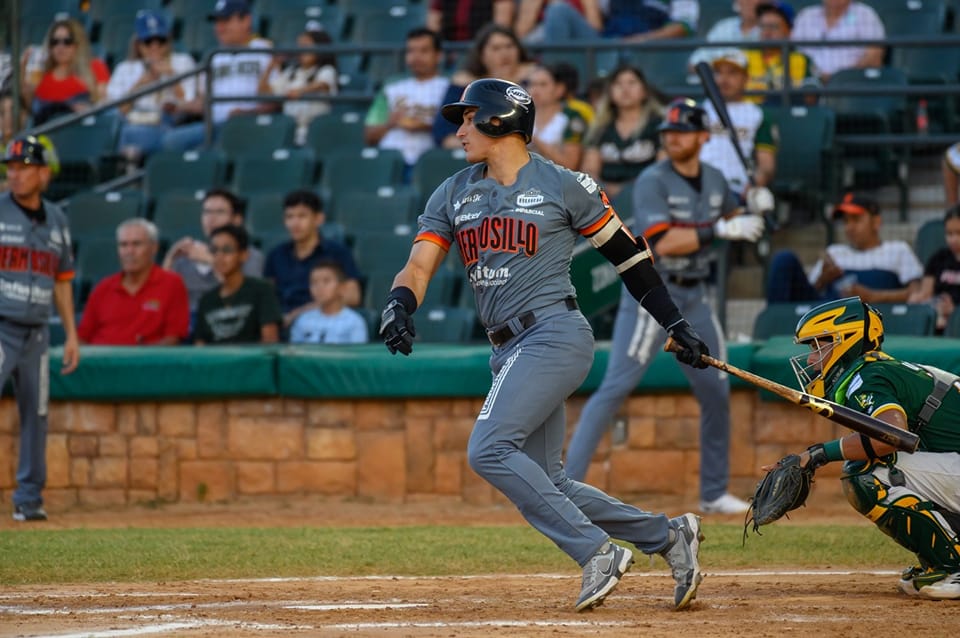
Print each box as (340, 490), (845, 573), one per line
(632, 159), (738, 280)
(417, 153), (611, 327)
(0, 193), (74, 324)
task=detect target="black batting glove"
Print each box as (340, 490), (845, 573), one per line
(380, 296), (416, 356)
(669, 320), (709, 369)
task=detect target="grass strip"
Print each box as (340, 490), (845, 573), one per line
(0, 523), (912, 585)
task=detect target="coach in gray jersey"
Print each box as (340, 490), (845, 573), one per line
(0, 135), (79, 522)
(567, 98), (767, 515)
(380, 79), (710, 612)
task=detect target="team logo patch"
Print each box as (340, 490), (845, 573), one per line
(576, 172), (597, 194)
(516, 189), (544, 207)
(505, 86), (531, 106)
(853, 393), (875, 411)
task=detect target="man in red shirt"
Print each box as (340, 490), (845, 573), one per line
(78, 219), (189, 345)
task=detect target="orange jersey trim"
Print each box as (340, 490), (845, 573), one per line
(56, 270), (75, 282)
(415, 231), (451, 251)
(579, 208), (614, 237)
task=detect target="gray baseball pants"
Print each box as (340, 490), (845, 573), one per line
(467, 304), (671, 566)
(565, 283), (731, 502)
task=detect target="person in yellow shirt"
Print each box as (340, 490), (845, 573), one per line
(744, 2), (819, 106)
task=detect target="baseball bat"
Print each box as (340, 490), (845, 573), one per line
(663, 338), (920, 452)
(694, 61), (755, 186)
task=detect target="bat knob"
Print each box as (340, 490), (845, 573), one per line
(663, 337), (681, 354)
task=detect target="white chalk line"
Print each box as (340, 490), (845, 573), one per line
(0, 599), (423, 616)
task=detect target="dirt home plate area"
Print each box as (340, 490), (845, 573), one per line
(1, 499), (956, 638)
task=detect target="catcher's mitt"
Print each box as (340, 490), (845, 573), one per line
(744, 453), (815, 539)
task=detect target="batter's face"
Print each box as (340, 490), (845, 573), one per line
(284, 204), (324, 242)
(456, 108), (495, 163)
(841, 212), (880, 250)
(946, 217), (960, 256)
(661, 130), (707, 162)
(3, 162), (48, 200)
(713, 62), (747, 102)
(117, 225), (157, 276)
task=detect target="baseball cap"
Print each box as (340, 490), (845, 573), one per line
(757, 2), (796, 29)
(207, 0), (251, 21)
(1, 136), (49, 166)
(710, 49), (748, 73)
(832, 192), (880, 219)
(135, 9), (170, 41)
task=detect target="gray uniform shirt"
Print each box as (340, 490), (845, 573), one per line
(632, 159), (739, 280)
(0, 193), (74, 325)
(171, 246), (264, 311)
(418, 153), (612, 328)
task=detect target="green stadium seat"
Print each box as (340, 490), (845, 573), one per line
(66, 190), (143, 240)
(873, 0), (946, 36)
(46, 112), (121, 199)
(362, 265), (404, 309)
(421, 266), (461, 309)
(304, 110), (367, 162)
(915, 218), (946, 266)
(21, 0), (76, 19)
(873, 303), (937, 336)
(217, 113), (297, 158)
(176, 18), (220, 62)
(944, 307), (960, 338)
(752, 303), (816, 340)
(265, 5), (346, 45)
(620, 49), (694, 93)
(415, 306), (477, 343)
(244, 192), (287, 237)
(333, 188), (418, 229)
(352, 227), (415, 275)
(144, 149), (227, 200)
(769, 105), (837, 221)
(152, 191), (205, 242)
(319, 147), (405, 214)
(411, 148), (469, 211)
(231, 148), (316, 195)
(75, 237), (121, 306)
(697, 2), (737, 37)
(97, 14), (139, 69)
(87, 0), (162, 24)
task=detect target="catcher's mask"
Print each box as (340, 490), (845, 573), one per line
(790, 296), (884, 398)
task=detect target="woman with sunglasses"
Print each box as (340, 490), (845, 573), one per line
(21, 18), (109, 126)
(106, 10), (197, 161)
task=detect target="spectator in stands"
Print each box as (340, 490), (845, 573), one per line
(515, 0), (598, 43)
(745, 2), (819, 106)
(526, 63), (585, 170)
(791, 0), (884, 82)
(264, 190), (363, 327)
(551, 61), (594, 127)
(538, 0), (699, 43)
(908, 205), (960, 334)
(943, 142), (960, 206)
(580, 64), (664, 198)
(261, 23), (337, 146)
(162, 0), (274, 151)
(765, 193), (923, 304)
(1, 51), (15, 142)
(20, 18), (110, 126)
(289, 260), (368, 344)
(194, 225), (281, 344)
(432, 24), (536, 149)
(364, 28), (449, 179)
(162, 188), (265, 313)
(78, 219), (190, 345)
(106, 10), (198, 163)
(427, 0), (516, 42)
(689, 0), (762, 68)
(699, 50), (777, 196)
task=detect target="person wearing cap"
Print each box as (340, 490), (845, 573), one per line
(0, 136), (79, 522)
(766, 192), (923, 304)
(688, 0), (762, 69)
(105, 9), (198, 161)
(569, 97), (766, 516)
(744, 2), (820, 106)
(162, 0), (274, 152)
(699, 49), (777, 198)
(791, 0), (885, 82)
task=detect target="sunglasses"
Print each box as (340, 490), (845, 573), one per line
(141, 36), (168, 46)
(49, 37), (75, 47)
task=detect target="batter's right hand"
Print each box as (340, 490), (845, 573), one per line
(668, 320), (709, 369)
(380, 299), (416, 356)
(714, 215), (765, 242)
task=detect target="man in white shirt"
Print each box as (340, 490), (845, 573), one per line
(766, 193), (923, 303)
(162, 0), (274, 151)
(364, 28), (450, 179)
(688, 0), (762, 68)
(791, 0), (885, 81)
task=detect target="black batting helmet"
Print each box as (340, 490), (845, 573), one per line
(441, 78), (535, 143)
(1, 135), (48, 166)
(658, 98), (707, 133)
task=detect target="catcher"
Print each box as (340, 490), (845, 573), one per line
(750, 296), (960, 600)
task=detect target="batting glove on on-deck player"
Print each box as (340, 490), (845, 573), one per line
(745, 186), (775, 216)
(380, 292), (417, 356)
(668, 320), (709, 369)
(714, 215), (765, 242)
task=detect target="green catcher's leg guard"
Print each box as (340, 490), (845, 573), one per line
(841, 460), (960, 570)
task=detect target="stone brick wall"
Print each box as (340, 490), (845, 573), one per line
(0, 391), (849, 510)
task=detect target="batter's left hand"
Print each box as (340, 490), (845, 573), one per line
(380, 299), (416, 356)
(746, 186), (775, 216)
(61, 335), (80, 375)
(668, 320), (709, 369)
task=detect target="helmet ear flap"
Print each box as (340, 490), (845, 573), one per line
(862, 301), (883, 351)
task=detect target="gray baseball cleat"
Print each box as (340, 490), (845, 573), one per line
(575, 541), (634, 612)
(660, 513), (705, 610)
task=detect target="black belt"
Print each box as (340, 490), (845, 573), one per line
(486, 297), (579, 347)
(667, 274), (706, 288)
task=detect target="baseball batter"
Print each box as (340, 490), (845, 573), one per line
(0, 135), (79, 522)
(779, 297), (960, 599)
(380, 79), (708, 612)
(566, 99), (767, 515)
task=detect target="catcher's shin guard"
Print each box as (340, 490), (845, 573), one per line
(841, 461), (960, 570)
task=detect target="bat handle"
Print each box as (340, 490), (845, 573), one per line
(664, 337), (681, 354)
